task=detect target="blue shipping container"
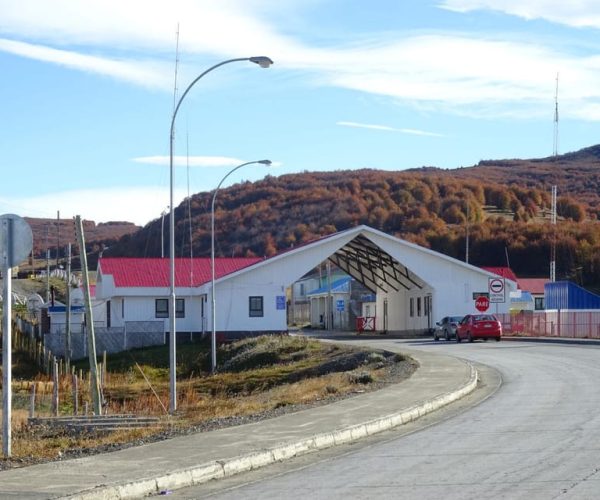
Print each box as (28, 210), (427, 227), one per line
(544, 281), (600, 310)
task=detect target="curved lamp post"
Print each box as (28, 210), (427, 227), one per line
(211, 159), (272, 373)
(168, 56), (273, 412)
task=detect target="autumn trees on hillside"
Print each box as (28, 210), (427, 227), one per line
(110, 167), (600, 288)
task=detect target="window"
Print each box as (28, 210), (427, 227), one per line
(417, 297), (422, 317)
(155, 299), (168, 318)
(155, 299), (184, 318)
(409, 297), (414, 317)
(249, 296), (264, 317)
(122, 298), (125, 318)
(535, 297), (545, 310)
(176, 298), (185, 318)
(300, 283), (305, 296)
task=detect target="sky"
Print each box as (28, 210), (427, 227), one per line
(2, 0), (600, 227)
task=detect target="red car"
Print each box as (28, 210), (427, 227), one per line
(456, 314), (502, 342)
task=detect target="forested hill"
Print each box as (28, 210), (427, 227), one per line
(110, 145), (600, 288)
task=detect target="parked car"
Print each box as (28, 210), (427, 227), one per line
(456, 314), (502, 342)
(433, 316), (463, 341)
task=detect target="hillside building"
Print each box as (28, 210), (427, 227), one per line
(94, 225), (516, 342)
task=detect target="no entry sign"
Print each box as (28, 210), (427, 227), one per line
(488, 277), (505, 303)
(475, 295), (490, 312)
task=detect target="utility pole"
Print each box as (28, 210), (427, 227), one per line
(65, 243), (72, 367)
(45, 226), (50, 302)
(75, 216), (102, 415)
(326, 261), (332, 330)
(465, 201), (470, 264)
(56, 210), (60, 270)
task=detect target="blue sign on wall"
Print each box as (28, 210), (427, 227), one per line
(336, 299), (345, 312)
(276, 295), (286, 310)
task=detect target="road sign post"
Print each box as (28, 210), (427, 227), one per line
(1, 214), (33, 458)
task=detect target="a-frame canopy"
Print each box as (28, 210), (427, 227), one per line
(328, 233), (425, 294)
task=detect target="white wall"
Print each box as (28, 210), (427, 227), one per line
(204, 235), (362, 333)
(366, 231), (516, 325)
(208, 281), (286, 332)
(106, 294), (206, 332)
(375, 287), (434, 332)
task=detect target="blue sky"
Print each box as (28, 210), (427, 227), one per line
(2, 0), (600, 226)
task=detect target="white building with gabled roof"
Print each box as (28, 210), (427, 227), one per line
(96, 225), (517, 339)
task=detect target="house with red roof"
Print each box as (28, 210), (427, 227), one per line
(95, 225), (518, 341)
(96, 257), (261, 335)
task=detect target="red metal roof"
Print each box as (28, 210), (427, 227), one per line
(98, 257), (262, 288)
(516, 278), (548, 295)
(480, 266), (518, 283)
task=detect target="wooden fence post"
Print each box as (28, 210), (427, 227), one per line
(52, 359), (59, 417)
(29, 383), (36, 419)
(72, 374), (78, 416)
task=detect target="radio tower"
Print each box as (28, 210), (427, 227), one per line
(550, 73), (559, 282)
(553, 73), (559, 157)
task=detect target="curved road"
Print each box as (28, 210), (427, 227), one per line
(168, 339), (600, 499)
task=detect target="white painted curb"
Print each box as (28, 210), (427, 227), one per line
(62, 364), (478, 500)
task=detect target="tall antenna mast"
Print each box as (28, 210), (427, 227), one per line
(186, 130), (194, 289)
(172, 23), (180, 114)
(550, 73), (559, 282)
(550, 185), (557, 282)
(553, 72), (559, 157)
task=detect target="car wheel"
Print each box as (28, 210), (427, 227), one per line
(496, 337), (501, 342)
(434, 332), (439, 341)
(456, 332), (461, 343)
(468, 332), (474, 343)
(445, 330), (450, 341)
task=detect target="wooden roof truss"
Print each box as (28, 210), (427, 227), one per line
(328, 234), (424, 294)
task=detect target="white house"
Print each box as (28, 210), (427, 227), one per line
(96, 225), (517, 338)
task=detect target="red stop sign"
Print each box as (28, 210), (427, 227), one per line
(475, 296), (490, 312)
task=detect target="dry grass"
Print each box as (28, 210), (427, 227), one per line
(1, 335), (414, 467)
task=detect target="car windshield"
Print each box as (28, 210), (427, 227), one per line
(450, 316), (463, 322)
(473, 314), (495, 321)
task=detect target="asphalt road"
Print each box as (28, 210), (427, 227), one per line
(165, 339), (600, 499)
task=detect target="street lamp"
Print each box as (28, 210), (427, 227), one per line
(168, 56), (273, 413)
(211, 159), (272, 373)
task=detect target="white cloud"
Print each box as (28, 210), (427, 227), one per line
(133, 155), (282, 168)
(0, 0), (286, 56)
(337, 121), (444, 137)
(0, 187), (187, 226)
(0, 38), (172, 89)
(133, 156), (247, 167)
(438, 1), (600, 29)
(3, 1), (600, 121)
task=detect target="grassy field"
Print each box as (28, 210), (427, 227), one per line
(1, 334), (415, 468)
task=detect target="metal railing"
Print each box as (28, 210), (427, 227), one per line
(496, 310), (600, 339)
